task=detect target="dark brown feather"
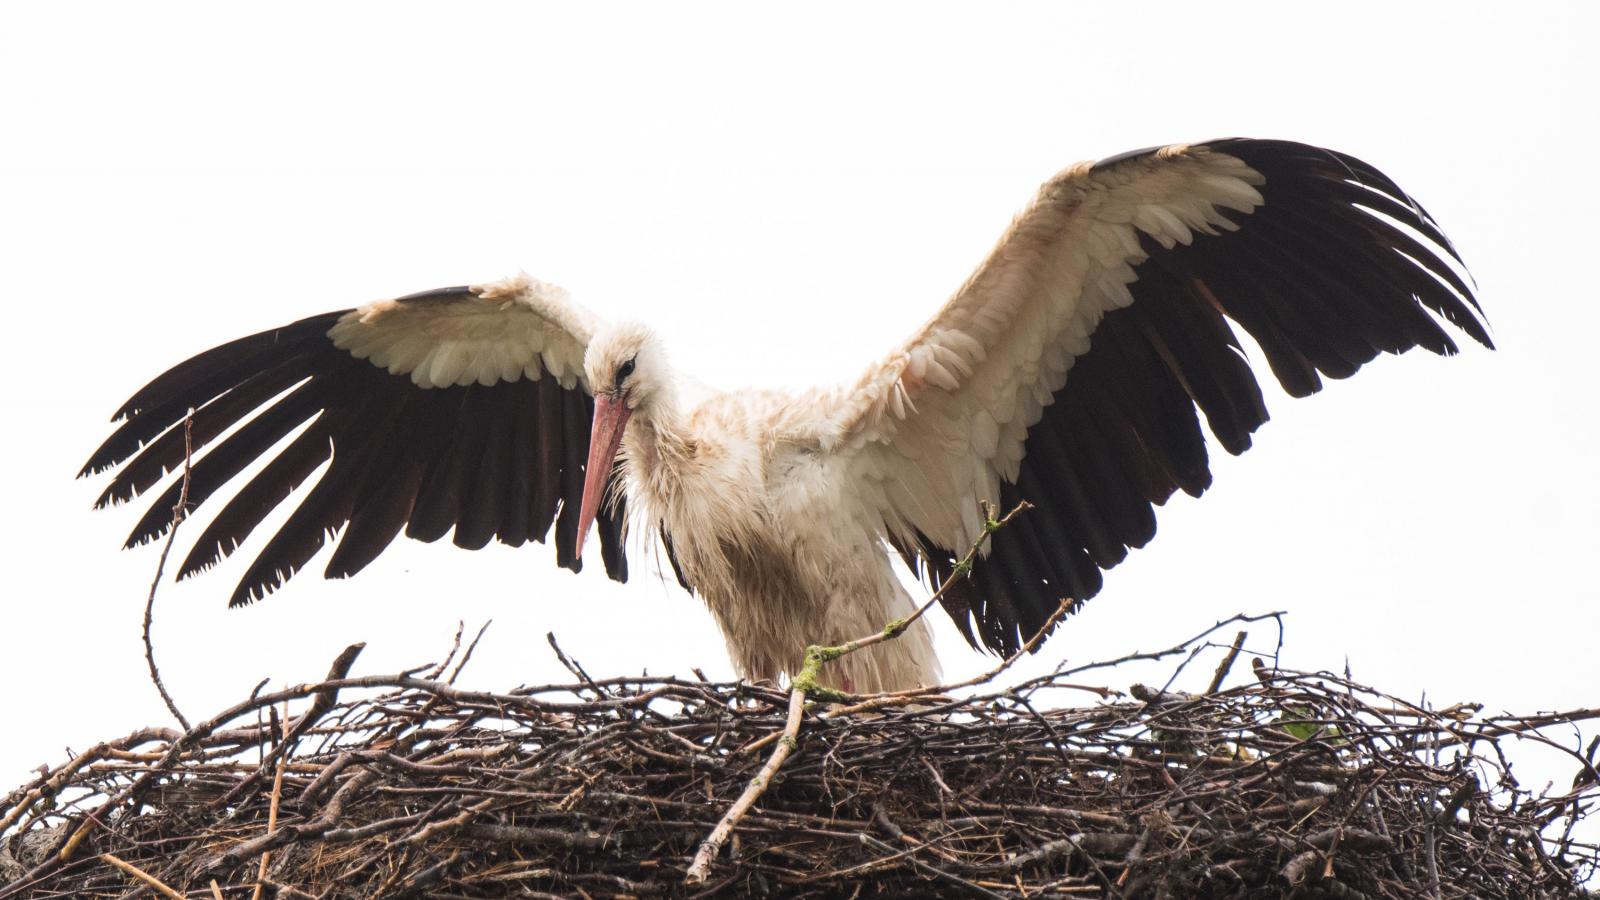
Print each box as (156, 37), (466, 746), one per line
(529, 376), (564, 542)
(104, 311), (346, 433)
(120, 378), (332, 547)
(405, 389), (475, 544)
(598, 492), (629, 582)
(500, 381), (539, 547)
(324, 385), (442, 579)
(935, 138), (1490, 656)
(553, 390), (589, 573)
(178, 413), (342, 578)
(229, 397), (393, 605)
(87, 287), (639, 609)
(455, 390), (514, 551)
(660, 525), (693, 592)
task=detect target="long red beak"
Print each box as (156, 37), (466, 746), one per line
(575, 393), (630, 560)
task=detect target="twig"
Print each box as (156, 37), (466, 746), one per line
(447, 620), (492, 685)
(100, 852), (184, 899)
(793, 500), (1034, 703)
(1206, 630), (1248, 694)
(686, 686), (806, 882)
(547, 632), (603, 697)
(857, 832), (1010, 899)
(1057, 611), (1286, 682)
(141, 410), (194, 731)
(423, 621), (467, 680)
(823, 599), (1075, 718)
(689, 501), (1032, 882)
(252, 706), (289, 900)
(46, 644), (365, 870)
(0, 728), (178, 835)
(260, 879), (323, 899)
(739, 601), (1079, 754)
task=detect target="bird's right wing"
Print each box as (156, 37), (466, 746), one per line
(811, 139), (1489, 655)
(82, 273), (636, 606)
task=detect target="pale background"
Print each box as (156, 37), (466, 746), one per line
(2, 2), (1595, 811)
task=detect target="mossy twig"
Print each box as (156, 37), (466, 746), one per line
(688, 501), (1033, 882)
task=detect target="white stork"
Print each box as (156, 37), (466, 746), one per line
(84, 139), (1490, 693)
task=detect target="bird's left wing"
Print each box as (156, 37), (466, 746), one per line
(82, 274), (634, 606)
(814, 139), (1491, 655)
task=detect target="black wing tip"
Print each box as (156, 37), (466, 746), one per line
(1222, 139), (1491, 335)
(110, 402), (144, 423)
(122, 522), (170, 550)
(230, 562), (298, 608)
(81, 437), (137, 478)
(451, 529), (496, 552)
(93, 487), (125, 510)
(1093, 136), (1493, 360)
(79, 458), (112, 479)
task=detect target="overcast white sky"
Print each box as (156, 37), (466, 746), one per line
(1, 3), (1595, 803)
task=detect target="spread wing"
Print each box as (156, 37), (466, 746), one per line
(825, 139), (1491, 655)
(82, 274), (638, 606)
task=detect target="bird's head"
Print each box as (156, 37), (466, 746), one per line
(576, 321), (669, 560)
(583, 321), (669, 416)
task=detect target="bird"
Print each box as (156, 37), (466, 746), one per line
(82, 138), (1490, 693)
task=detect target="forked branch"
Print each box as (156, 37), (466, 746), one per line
(686, 500), (1036, 883)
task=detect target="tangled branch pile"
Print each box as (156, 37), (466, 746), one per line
(2, 627), (1595, 899)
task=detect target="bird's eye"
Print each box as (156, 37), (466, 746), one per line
(617, 357), (637, 383)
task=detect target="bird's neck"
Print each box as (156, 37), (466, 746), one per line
(622, 393), (689, 484)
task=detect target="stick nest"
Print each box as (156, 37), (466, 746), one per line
(3, 633), (1596, 900)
